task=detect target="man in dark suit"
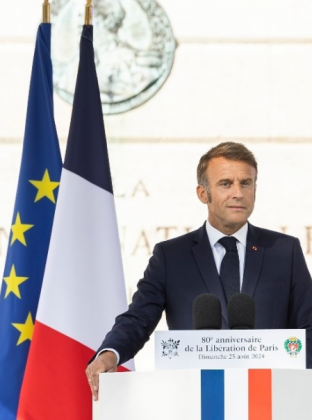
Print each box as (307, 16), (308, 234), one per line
(86, 142), (312, 400)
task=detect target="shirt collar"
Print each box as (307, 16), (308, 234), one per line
(205, 220), (248, 248)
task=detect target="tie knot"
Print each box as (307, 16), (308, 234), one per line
(218, 236), (237, 252)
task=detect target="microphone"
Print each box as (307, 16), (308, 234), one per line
(227, 293), (256, 330)
(192, 293), (222, 330)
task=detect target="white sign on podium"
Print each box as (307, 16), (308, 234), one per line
(155, 329), (306, 369)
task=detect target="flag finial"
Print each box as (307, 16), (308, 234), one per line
(42, 0), (50, 23)
(84, 0), (93, 25)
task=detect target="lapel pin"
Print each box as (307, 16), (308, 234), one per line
(252, 246), (257, 251)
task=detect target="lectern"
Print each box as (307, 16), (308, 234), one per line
(93, 330), (309, 420)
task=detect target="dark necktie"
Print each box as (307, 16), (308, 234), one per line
(218, 236), (240, 302)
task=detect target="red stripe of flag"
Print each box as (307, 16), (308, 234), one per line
(248, 369), (272, 420)
(17, 322), (93, 420)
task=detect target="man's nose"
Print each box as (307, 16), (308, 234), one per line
(232, 183), (243, 198)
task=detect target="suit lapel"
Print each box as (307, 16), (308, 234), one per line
(242, 223), (265, 296)
(192, 225), (228, 325)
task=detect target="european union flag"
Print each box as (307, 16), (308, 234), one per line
(0, 24), (62, 420)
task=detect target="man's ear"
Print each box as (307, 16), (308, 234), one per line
(196, 185), (208, 204)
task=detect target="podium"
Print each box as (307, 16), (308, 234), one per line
(93, 330), (309, 419)
(94, 368), (312, 420)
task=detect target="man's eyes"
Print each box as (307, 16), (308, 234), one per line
(219, 180), (252, 187)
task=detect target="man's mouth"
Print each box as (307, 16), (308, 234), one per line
(228, 206), (246, 210)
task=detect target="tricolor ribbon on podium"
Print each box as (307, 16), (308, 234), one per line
(201, 369), (271, 420)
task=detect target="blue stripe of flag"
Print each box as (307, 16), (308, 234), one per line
(201, 370), (224, 420)
(64, 26), (113, 195)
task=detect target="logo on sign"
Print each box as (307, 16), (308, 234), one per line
(284, 337), (302, 358)
(161, 338), (180, 359)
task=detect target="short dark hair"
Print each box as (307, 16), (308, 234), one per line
(197, 142), (258, 186)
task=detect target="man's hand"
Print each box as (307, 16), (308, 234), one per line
(86, 351), (118, 401)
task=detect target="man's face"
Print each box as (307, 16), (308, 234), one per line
(197, 157), (256, 235)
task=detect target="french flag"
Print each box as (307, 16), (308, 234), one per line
(17, 25), (133, 420)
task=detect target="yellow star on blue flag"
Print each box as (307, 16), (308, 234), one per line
(3, 265), (28, 299)
(10, 212), (34, 246)
(12, 312), (35, 345)
(29, 169), (60, 203)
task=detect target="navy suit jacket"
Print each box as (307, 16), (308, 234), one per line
(98, 223), (312, 367)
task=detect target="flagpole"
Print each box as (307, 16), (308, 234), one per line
(42, 0), (50, 23)
(84, 0), (93, 25)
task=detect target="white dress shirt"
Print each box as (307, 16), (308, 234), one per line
(205, 220), (248, 290)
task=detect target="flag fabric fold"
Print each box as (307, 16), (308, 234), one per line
(18, 25), (133, 420)
(0, 23), (62, 420)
